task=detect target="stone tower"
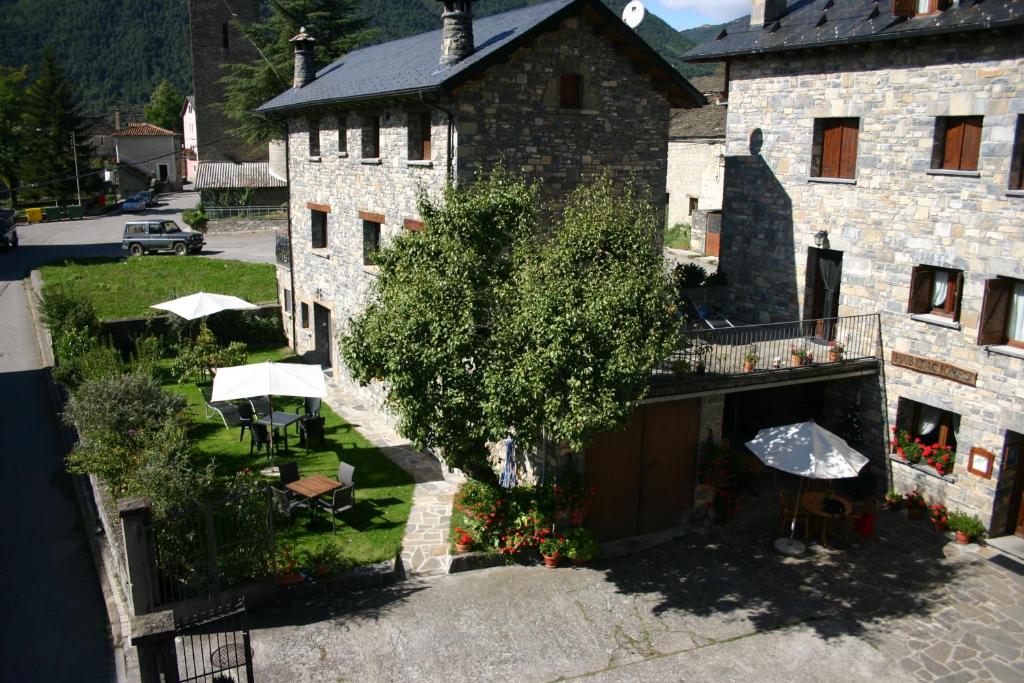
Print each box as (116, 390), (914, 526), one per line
(187, 0), (266, 162)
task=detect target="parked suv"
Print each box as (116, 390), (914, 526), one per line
(122, 220), (204, 256)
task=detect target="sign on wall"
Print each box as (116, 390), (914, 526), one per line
(890, 351), (978, 387)
(967, 447), (994, 479)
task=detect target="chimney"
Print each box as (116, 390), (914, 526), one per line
(750, 0), (787, 27)
(114, 107), (121, 131)
(438, 1), (475, 67)
(290, 27), (316, 89)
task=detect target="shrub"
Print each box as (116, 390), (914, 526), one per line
(564, 527), (600, 561)
(947, 510), (986, 540)
(39, 288), (99, 337)
(65, 372), (187, 451)
(130, 335), (164, 379)
(673, 262), (709, 289)
(182, 202), (209, 233)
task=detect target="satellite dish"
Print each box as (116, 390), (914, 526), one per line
(622, 0), (645, 29)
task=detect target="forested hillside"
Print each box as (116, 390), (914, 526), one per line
(0, 0), (712, 117)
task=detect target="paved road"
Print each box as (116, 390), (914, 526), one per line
(0, 192), (276, 679)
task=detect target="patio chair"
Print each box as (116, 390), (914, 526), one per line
(279, 461), (299, 493)
(778, 489), (809, 538)
(319, 486), (355, 532)
(299, 416), (326, 452)
(238, 403), (255, 443)
(303, 397), (322, 418)
(249, 396), (272, 417)
(250, 424), (271, 458)
(206, 401), (241, 429)
(846, 496), (879, 541)
(337, 461), (355, 490)
(271, 486), (307, 524)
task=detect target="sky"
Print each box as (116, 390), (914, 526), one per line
(645, 0), (749, 29)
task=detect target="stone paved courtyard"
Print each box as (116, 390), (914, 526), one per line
(249, 508), (1024, 681)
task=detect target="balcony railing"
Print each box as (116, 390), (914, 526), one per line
(654, 314), (881, 382)
(206, 205), (287, 220)
(275, 233), (290, 267)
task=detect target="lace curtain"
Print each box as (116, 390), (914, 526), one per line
(1008, 281), (1024, 343)
(932, 271), (949, 308)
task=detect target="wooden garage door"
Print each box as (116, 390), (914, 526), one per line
(585, 399), (700, 540)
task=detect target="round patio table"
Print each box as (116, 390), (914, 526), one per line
(800, 492), (852, 547)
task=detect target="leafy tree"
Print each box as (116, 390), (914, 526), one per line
(219, 0), (375, 145)
(341, 169), (536, 480)
(144, 78), (183, 132)
(342, 170), (677, 478)
(485, 176), (677, 452)
(0, 66), (27, 206)
(19, 47), (92, 202)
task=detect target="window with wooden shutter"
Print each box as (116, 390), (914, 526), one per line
(308, 118), (320, 157)
(408, 112), (431, 161)
(337, 114), (347, 155)
(934, 116), (983, 171)
(1010, 115), (1024, 191)
(896, 398), (959, 451)
(978, 278), (1014, 345)
(560, 73), (582, 109)
(361, 115), (380, 159)
(310, 209), (328, 249)
(908, 265), (963, 320)
(813, 118), (859, 179)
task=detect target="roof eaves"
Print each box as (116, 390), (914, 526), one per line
(684, 15), (1024, 62)
(259, 85), (445, 117)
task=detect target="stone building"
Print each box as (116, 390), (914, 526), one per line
(111, 123), (183, 194)
(259, 0), (706, 540)
(666, 74), (726, 254)
(181, 96), (198, 182)
(685, 0), (1024, 539)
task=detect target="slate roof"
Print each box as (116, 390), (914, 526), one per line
(111, 122), (177, 137)
(194, 162), (287, 190)
(259, 0), (702, 115)
(670, 104), (726, 140)
(685, 0), (1024, 61)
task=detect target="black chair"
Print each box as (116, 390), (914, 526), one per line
(303, 397), (322, 418)
(238, 403), (255, 443)
(319, 487), (354, 532)
(299, 417), (326, 452)
(271, 487), (307, 524)
(279, 461), (299, 492)
(250, 423), (271, 457)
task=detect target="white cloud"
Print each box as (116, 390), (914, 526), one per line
(656, 0), (751, 23)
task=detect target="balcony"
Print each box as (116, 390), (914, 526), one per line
(651, 314), (882, 396)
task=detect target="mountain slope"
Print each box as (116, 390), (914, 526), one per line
(679, 23), (728, 48)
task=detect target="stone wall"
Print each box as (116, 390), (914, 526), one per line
(719, 32), (1024, 531)
(453, 15), (671, 218)
(205, 218), (286, 234)
(666, 138), (724, 229)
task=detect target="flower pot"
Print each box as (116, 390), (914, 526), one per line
(743, 361), (756, 372)
(791, 354), (802, 367)
(276, 571), (304, 587)
(931, 520), (947, 534)
(542, 552), (561, 568)
(313, 564), (332, 578)
(955, 531), (971, 544)
(907, 507), (924, 521)
(455, 542), (472, 554)
(828, 350), (841, 363)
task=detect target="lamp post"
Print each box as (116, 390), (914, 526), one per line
(70, 130), (82, 206)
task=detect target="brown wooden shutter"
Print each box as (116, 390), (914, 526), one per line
(560, 74), (581, 108)
(959, 117), (982, 171)
(942, 120), (964, 170)
(952, 270), (964, 321)
(821, 121), (842, 178)
(421, 112), (432, 160)
(839, 120), (859, 179)
(908, 266), (932, 314)
(978, 278), (1012, 345)
(892, 0), (916, 17)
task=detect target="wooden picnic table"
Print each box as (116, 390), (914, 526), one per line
(286, 474), (343, 502)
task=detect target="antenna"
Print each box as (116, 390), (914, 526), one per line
(622, 0), (645, 29)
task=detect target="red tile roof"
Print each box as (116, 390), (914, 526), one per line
(111, 122), (177, 137)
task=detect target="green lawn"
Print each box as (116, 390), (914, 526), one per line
(40, 257), (278, 320)
(164, 347), (415, 567)
(664, 223), (692, 251)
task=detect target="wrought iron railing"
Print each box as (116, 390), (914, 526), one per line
(206, 205), (287, 220)
(654, 314), (881, 381)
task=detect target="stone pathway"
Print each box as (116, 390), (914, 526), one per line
(323, 387), (463, 577)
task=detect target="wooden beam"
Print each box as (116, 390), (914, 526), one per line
(358, 210), (385, 224)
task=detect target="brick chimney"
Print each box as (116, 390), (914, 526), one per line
(438, 1), (475, 67)
(750, 0), (787, 27)
(290, 27), (316, 89)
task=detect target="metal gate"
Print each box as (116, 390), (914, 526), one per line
(173, 599), (255, 683)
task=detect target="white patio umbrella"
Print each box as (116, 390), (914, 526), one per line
(150, 291), (257, 320)
(745, 420), (869, 556)
(211, 361), (328, 462)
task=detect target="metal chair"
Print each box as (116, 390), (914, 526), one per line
(299, 416), (326, 452)
(271, 486), (307, 524)
(279, 461), (299, 493)
(337, 461), (355, 489)
(249, 396), (272, 417)
(238, 403), (255, 442)
(319, 487), (354, 532)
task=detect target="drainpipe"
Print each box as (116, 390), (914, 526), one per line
(419, 91), (454, 183)
(284, 128), (298, 349)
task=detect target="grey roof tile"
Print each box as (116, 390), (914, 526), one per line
(259, 0), (701, 114)
(194, 162), (286, 189)
(685, 0), (1024, 61)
